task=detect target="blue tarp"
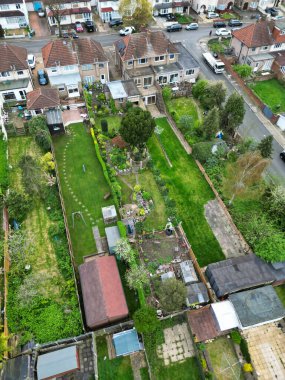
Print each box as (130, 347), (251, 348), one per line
(113, 329), (142, 357)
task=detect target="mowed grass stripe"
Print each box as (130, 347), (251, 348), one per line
(148, 118), (224, 266)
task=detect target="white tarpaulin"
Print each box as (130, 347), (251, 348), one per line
(211, 301), (240, 331)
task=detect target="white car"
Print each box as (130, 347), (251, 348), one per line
(215, 28), (231, 36)
(272, 15), (285, 21)
(207, 12), (219, 19)
(119, 26), (135, 36)
(185, 22), (199, 30)
(27, 54), (36, 69)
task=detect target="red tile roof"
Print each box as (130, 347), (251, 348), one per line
(101, 7), (114, 12)
(115, 30), (178, 61)
(0, 43), (28, 72)
(188, 306), (222, 342)
(79, 256), (128, 329)
(73, 38), (108, 64)
(26, 88), (60, 110)
(232, 21), (274, 48)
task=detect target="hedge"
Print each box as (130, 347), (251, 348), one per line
(117, 220), (127, 238)
(240, 338), (251, 363)
(0, 136), (9, 191)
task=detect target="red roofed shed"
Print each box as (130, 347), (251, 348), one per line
(79, 256), (128, 329)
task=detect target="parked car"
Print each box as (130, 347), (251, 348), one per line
(272, 15), (284, 21)
(109, 19), (123, 27)
(213, 20), (227, 28)
(62, 30), (79, 38)
(215, 28), (231, 36)
(280, 150), (285, 162)
(207, 12), (219, 19)
(74, 21), (84, 32)
(166, 14), (176, 21)
(265, 7), (279, 16)
(85, 20), (95, 32)
(27, 54), (36, 69)
(37, 8), (45, 17)
(185, 22), (199, 30)
(228, 19), (243, 27)
(166, 23), (182, 32)
(119, 26), (135, 36)
(37, 69), (48, 85)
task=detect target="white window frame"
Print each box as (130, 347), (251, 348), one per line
(144, 76), (152, 87)
(84, 75), (95, 84)
(127, 60), (133, 66)
(99, 63), (104, 68)
(169, 73), (179, 83)
(134, 78), (141, 87)
(17, 70), (24, 75)
(16, 3), (21, 9)
(261, 46), (269, 51)
(138, 58), (148, 65)
(0, 5), (9, 10)
(185, 69), (194, 75)
(58, 85), (66, 92)
(64, 65), (76, 71)
(155, 55), (165, 62)
(81, 64), (92, 71)
(169, 53), (175, 60)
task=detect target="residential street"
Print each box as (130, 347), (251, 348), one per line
(13, 26), (285, 184)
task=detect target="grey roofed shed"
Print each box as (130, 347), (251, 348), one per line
(186, 282), (209, 306)
(229, 285), (285, 329)
(105, 226), (121, 254)
(37, 346), (80, 380)
(107, 81), (128, 100)
(180, 260), (198, 284)
(205, 254), (275, 298)
(102, 205), (117, 224)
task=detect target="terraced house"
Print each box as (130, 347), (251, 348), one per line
(42, 38), (109, 98)
(114, 31), (199, 106)
(0, 0), (29, 30)
(46, 0), (92, 28)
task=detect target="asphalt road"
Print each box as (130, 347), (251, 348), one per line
(10, 26), (285, 184)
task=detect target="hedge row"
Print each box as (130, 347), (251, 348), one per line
(0, 136), (9, 192)
(117, 220), (127, 238)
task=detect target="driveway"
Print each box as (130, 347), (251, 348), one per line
(29, 11), (50, 37)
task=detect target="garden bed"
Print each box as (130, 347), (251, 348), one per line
(249, 78), (285, 113)
(208, 38), (231, 54)
(174, 14), (193, 24)
(148, 118), (224, 266)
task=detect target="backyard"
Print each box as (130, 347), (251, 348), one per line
(53, 123), (114, 264)
(206, 337), (244, 380)
(148, 118), (224, 266)
(249, 78), (285, 113)
(165, 97), (200, 128)
(95, 115), (122, 133)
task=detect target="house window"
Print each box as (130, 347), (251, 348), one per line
(176, 6), (183, 12)
(170, 73), (178, 83)
(60, 15), (67, 21)
(134, 78), (141, 87)
(19, 90), (26, 99)
(144, 77), (152, 87)
(51, 67), (58, 73)
(17, 70), (24, 75)
(58, 85), (65, 92)
(165, 0), (170, 3)
(139, 58), (148, 64)
(64, 65), (75, 71)
(7, 17), (22, 24)
(0, 5), (9, 10)
(158, 75), (167, 84)
(3, 92), (16, 100)
(156, 0), (159, 2)
(85, 75), (95, 83)
(99, 63), (104, 68)
(83, 13), (90, 18)
(251, 47), (256, 52)
(280, 65), (285, 74)
(84, 1), (88, 5)
(16, 3), (21, 9)
(127, 60), (133, 66)
(155, 56), (165, 61)
(75, 14), (82, 20)
(118, 98), (124, 103)
(186, 69), (194, 75)
(280, 29), (285, 35)
(274, 43), (282, 48)
(68, 86), (79, 94)
(81, 64), (92, 71)
(169, 53), (175, 59)
(59, 4), (65, 8)
(72, 3), (79, 8)
(160, 9), (168, 14)
(0, 71), (10, 77)
(261, 46), (268, 51)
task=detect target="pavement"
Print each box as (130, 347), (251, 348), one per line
(6, 23), (285, 185)
(29, 12), (50, 38)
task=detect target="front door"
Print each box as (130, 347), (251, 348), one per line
(100, 74), (106, 84)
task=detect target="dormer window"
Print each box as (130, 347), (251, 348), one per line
(17, 70), (24, 75)
(155, 55), (165, 61)
(138, 58), (148, 64)
(280, 29), (285, 35)
(16, 3), (21, 9)
(127, 60), (133, 66)
(261, 46), (268, 51)
(169, 53), (175, 59)
(0, 71), (10, 77)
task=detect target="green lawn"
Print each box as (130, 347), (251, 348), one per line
(53, 123), (114, 264)
(95, 115), (122, 132)
(249, 78), (285, 113)
(97, 335), (134, 380)
(140, 367), (150, 380)
(221, 12), (236, 19)
(207, 337), (244, 380)
(275, 285), (285, 307)
(166, 97), (200, 127)
(148, 118), (224, 266)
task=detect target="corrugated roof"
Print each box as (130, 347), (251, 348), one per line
(113, 329), (142, 356)
(105, 226), (121, 253)
(37, 346), (79, 380)
(102, 205), (117, 220)
(180, 260), (198, 284)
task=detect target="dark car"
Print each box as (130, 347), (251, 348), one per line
(265, 7), (279, 16)
(85, 20), (95, 32)
(109, 19), (123, 27)
(166, 23), (182, 32)
(213, 20), (227, 28)
(62, 30), (79, 38)
(37, 69), (48, 86)
(280, 150), (285, 162)
(228, 19), (243, 27)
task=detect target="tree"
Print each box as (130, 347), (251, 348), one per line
(192, 79), (208, 100)
(222, 151), (269, 204)
(4, 190), (31, 222)
(19, 155), (44, 197)
(233, 64), (253, 79)
(192, 141), (214, 163)
(133, 306), (159, 333)
(40, 152), (55, 172)
(101, 119), (108, 133)
(119, 0), (152, 30)
(201, 82), (226, 109)
(179, 115), (194, 135)
(0, 24), (4, 38)
(120, 108), (155, 149)
(257, 135), (273, 158)
(115, 238), (136, 264)
(125, 265), (149, 290)
(45, 0), (64, 37)
(158, 278), (187, 312)
(220, 92), (245, 137)
(203, 107), (219, 140)
(267, 185), (285, 228)
(28, 115), (51, 151)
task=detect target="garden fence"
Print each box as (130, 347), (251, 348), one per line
(94, 320), (134, 336)
(2, 207), (9, 359)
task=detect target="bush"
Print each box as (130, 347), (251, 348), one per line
(243, 363), (253, 372)
(230, 330), (242, 344)
(135, 221), (144, 234)
(142, 191), (151, 201)
(233, 64), (253, 79)
(117, 220), (127, 238)
(192, 79), (208, 100)
(0, 136), (8, 191)
(5, 190), (31, 222)
(192, 141), (213, 163)
(101, 119), (108, 133)
(28, 116), (51, 152)
(133, 306), (159, 333)
(162, 86), (172, 102)
(240, 338), (251, 363)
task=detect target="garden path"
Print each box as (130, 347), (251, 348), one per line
(130, 352), (147, 380)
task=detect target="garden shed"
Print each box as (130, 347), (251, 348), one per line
(161, 271), (175, 282)
(211, 301), (240, 332)
(229, 286), (285, 329)
(186, 282), (209, 306)
(180, 260), (198, 284)
(105, 226), (121, 254)
(46, 108), (65, 135)
(113, 329), (142, 357)
(37, 346), (80, 380)
(79, 256), (128, 329)
(102, 205), (117, 224)
(205, 254), (274, 298)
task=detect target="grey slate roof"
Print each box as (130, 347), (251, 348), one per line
(229, 285), (285, 328)
(267, 261), (285, 282)
(46, 109), (63, 125)
(205, 254), (275, 298)
(180, 260), (198, 284)
(105, 226), (121, 254)
(2, 355), (30, 380)
(173, 42), (199, 70)
(186, 282), (209, 306)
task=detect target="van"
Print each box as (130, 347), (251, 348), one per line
(213, 20), (227, 28)
(166, 23), (182, 32)
(228, 19), (243, 27)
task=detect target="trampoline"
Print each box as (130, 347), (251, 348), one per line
(113, 329), (142, 357)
